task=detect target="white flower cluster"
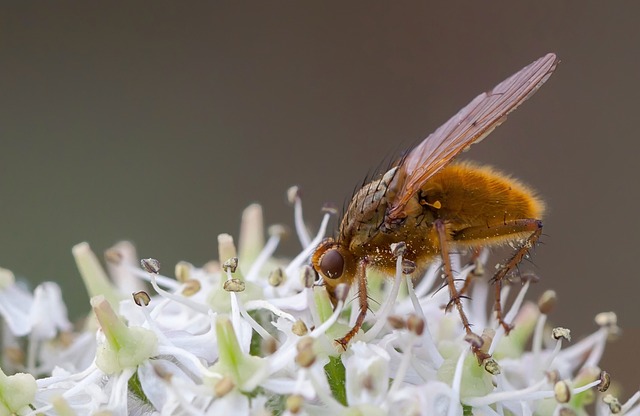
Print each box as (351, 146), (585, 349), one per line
(0, 190), (638, 416)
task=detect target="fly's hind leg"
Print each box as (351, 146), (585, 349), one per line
(453, 219), (543, 334)
(458, 247), (483, 298)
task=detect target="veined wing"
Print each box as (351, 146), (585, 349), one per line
(386, 53), (558, 221)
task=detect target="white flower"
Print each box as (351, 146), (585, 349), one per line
(0, 189), (637, 415)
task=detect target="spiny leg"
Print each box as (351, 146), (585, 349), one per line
(434, 220), (488, 361)
(458, 247), (483, 297)
(454, 219), (543, 333)
(491, 222), (542, 333)
(336, 259), (368, 349)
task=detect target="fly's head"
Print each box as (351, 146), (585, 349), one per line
(311, 238), (357, 306)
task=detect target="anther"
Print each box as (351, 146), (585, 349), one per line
(223, 278), (245, 292)
(406, 314), (424, 336)
(391, 241), (407, 257)
(387, 315), (406, 329)
(175, 261), (193, 283)
(598, 370), (611, 392)
(222, 257), (238, 273)
(140, 258), (161, 274)
(292, 319), (308, 336)
(214, 376), (235, 397)
(322, 203), (338, 215)
(287, 186), (300, 204)
(181, 279), (201, 296)
(132, 291), (151, 306)
(268, 267), (285, 287)
(554, 380), (571, 403)
(300, 265), (316, 288)
(603, 394), (622, 413)
(552, 327), (571, 342)
(286, 394), (304, 414)
(402, 259), (417, 275)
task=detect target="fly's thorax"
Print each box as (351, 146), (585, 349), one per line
(339, 167), (398, 243)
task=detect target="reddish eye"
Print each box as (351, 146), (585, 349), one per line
(319, 249), (344, 279)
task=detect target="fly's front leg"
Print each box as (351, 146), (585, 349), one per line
(454, 218), (543, 334)
(335, 259), (368, 350)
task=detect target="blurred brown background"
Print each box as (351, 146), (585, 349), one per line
(1, 2), (638, 390)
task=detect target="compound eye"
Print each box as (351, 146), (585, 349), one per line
(319, 249), (344, 279)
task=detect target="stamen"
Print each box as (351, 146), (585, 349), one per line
(362, 253), (404, 342)
(414, 260), (441, 298)
(288, 186), (312, 248)
(621, 389), (640, 414)
(243, 299), (296, 322)
(244, 230), (282, 282)
(285, 212), (331, 278)
(147, 273), (209, 314)
(489, 280), (531, 355)
(309, 292), (345, 338)
(449, 347), (470, 416)
(389, 326), (421, 396)
(235, 295), (277, 343)
(122, 263), (180, 289)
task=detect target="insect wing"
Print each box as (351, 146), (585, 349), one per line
(386, 53), (558, 220)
